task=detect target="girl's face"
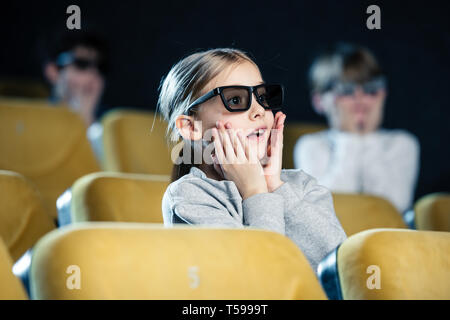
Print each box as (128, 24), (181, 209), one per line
(195, 61), (275, 160)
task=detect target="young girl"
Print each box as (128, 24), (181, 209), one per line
(158, 48), (346, 272)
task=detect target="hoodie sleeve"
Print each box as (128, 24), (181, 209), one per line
(272, 170), (347, 271)
(163, 178), (286, 235)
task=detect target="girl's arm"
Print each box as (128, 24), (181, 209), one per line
(163, 179), (286, 235)
(271, 170), (347, 271)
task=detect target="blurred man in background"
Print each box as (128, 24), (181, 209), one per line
(294, 43), (420, 213)
(43, 31), (108, 126)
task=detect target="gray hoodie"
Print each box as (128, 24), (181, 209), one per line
(162, 166), (347, 272)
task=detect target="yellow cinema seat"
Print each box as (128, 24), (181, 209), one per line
(334, 229), (450, 299)
(0, 103), (100, 218)
(30, 222), (326, 300)
(102, 109), (174, 175)
(0, 78), (50, 98)
(57, 172), (170, 225)
(414, 193), (450, 232)
(0, 97), (64, 108)
(332, 193), (407, 236)
(318, 229), (450, 300)
(282, 122), (326, 169)
(0, 170), (55, 261)
(0, 238), (28, 300)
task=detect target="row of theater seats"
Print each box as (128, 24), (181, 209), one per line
(2, 221), (449, 300)
(56, 173), (408, 233)
(1, 97), (449, 299)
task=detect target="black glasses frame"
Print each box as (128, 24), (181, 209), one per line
(331, 76), (387, 97)
(56, 51), (107, 75)
(185, 84), (284, 115)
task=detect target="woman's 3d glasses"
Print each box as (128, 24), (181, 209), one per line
(332, 77), (386, 97)
(56, 51), (107, 75)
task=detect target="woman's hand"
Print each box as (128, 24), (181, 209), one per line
(211, 120), (268, 200)
(67, 73), (104, 125)
(263, 111), (286, 192)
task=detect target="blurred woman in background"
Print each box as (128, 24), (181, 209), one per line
(294, 43), (420, 213)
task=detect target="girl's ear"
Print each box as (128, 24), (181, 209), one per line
(175, 115), (203, 141)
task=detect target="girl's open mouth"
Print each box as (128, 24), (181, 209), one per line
(247, 128), (267, 142)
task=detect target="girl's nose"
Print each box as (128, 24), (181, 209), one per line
(248, 96), (265, 119)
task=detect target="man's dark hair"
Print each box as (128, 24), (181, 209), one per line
(42, 30), (109, 74)
(309, 43), (384, 94)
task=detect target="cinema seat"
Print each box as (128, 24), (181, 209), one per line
(414, 193), (450, 232)
(0, 238), (27, 300)
(57, 172), (170, 226)
(282, 122), (326, 169)
(30, 222), (326, 300)
(0, 78), (50, 98)
(318, 229), (450, 300)
(0, 170), (55, 261)
(0, 103), (100, 218)
(332, 193), (407, 236)
(0, 97), (56, 108)
(102, 109), (174, 175)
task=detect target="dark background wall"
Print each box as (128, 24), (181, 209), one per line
(1, 0), (449, 200)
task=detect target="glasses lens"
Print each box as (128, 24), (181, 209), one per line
(334, 78), (385, 97)
(73, 58), (91, 70)
(362, 79), (385, 95)
(73, 58), (102, 72)
(334, 83), (356, 96)
(222, 87), (250, 110)
(256, 84), (283, 109)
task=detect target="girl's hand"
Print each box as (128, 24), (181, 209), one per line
(263, 111), (286, 192)
(211, 121), (268, 200)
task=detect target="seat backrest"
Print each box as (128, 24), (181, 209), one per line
(282, 122), (327, 169)
(337, 229), (450, 299)
(0, 237), (28, 300)
(0, 102), (100, 218)
(414, 193), (450, 232)
(332, 193), (407, 236)
(59, 172), (170, 225)
(0, 170), (55, 261)
(102, 109), (174, 175)
(0, 97), (56, 107)
(30, 222), (326, 300)
(0, 78), (50, 98)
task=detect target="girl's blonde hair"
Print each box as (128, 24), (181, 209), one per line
(157, 48), (258, 181)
